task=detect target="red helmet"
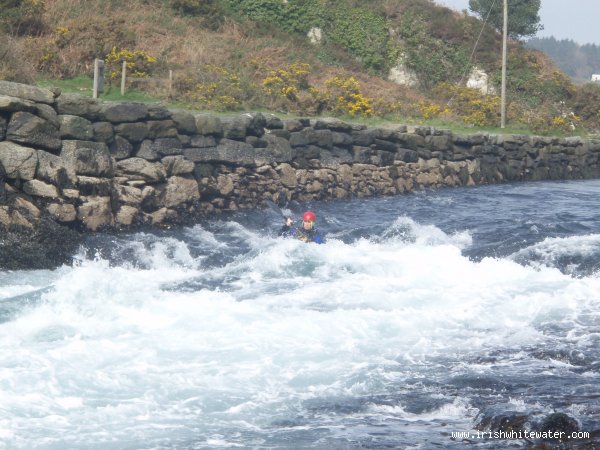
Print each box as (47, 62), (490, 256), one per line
(303, 211), (316, 222)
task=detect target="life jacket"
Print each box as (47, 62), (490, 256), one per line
(294, 227), (324, 244)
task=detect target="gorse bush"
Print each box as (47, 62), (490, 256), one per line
(262, 62), (311, 100)
(36, 16), (138, 79)
(175, 64), (256, 111)
(433, 83), (500, 126)
(105, 47), (157, 80)
(322, 75), (374, 117)
(259, 62), (379, 117)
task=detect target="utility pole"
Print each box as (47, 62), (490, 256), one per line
(501, 0), (508, 128)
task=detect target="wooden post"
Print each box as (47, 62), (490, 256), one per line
(121, 59), (127, 96)
(93, 59), (100, 99)
(168, 69), (173, 98)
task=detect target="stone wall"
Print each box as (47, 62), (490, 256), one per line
(2, 80), (600, 233)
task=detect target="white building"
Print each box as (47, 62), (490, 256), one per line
(592, 74), (600, 83)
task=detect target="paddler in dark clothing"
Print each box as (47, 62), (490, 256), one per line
(279, 211), (325, 244)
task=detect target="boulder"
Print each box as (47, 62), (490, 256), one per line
(0, 95), (37, 114)
(265, 114), (283, 129)
(116, 157), (166, 182)
(171, 111), (197, 134)
(216, 139), (256, 165)
(0, 141), (38, 180)
(162, 176), (200, 207)
(147, 120), (177, 139)
(116, 184), (143, 206)
(314, 129), (333, 149)
(109, 135), (133, 160)
(539, 413), (579, 439)
(47, 203), (77, 222)
(36, 150), (76, 187)
(0, 115), (6, 140)
(162, 155), (195, 176)
(276, 163), (297, 188)
(152, 137), (183, 156)
(148, 207), (177, 225)
(246, 136), (268, 148)
(6, 111), (61, 152)
(216, 174), (234, 196)
(58, 115), (94, 140)
(35, 103), (60, 129)
(255, 134), (293, 164)
(77, 196), (113, 231)
(0, 81), (56, 105)
(92, 122), (114, 142)
(190, 135), (217, 148)
(56, 93), (103, 119)
(0, 216), (82, 270)
(476, 412), (528, 434)
(136, 140), (160, 161)
(351, 129), (377, 147)
(195, 114), (222, 136)
(314, 117), (353, 132)
(76, 176), (114, 196)
(320, 148), (353, 169)
(61, 140), (114, 177)
(289, 128), (318, 147)
(331, 131), (353, 147)
(284, 119), (306, 132)
(147, 104), (171, 120)
(0, 206), (33, 229)
(114, 122), (149, 142)
(184, 139), (255, 165)
(221, 113), (266, 140)
(115, 205), (139, 226)
(100, 102), (148, 123)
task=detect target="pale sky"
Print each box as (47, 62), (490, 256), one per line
(435, 0), (600, 45)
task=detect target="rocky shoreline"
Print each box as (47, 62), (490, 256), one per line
(1, 80), (600, 269)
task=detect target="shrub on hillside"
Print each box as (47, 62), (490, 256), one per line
(36, 17), (137, 79)
(105, 47), (157, 80)
(223, 0), (322, 34)
(572, 83), (600, 126)
(322, 75), (374, 117)
(0, 0), (46, 36)
(325, 6), (393, 73)
(433, 83), (500, 126)
(0, 34), (36, 82)
(175, 64), (258, 111)
(171, 0), (224, 29)
(395, 12), (471, 89)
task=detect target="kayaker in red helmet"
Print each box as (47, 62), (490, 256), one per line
(279, 211), (325, 244)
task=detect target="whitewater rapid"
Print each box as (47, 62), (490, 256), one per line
(1, 180), (599, 449)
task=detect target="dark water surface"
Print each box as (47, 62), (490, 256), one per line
(1, 180), (599, 449)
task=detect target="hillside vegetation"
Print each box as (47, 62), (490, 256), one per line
(527, 37), (600, 85)
(1, 0), (599, 135)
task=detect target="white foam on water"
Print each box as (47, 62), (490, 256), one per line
(510, 233), (600, 272)
(1, 218), (598, 448)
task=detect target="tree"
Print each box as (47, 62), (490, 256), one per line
(468, 0), (542, 39)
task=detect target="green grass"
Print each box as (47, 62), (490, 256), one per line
(37, 76), (160, 102)
(35, 77), (596, 139)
